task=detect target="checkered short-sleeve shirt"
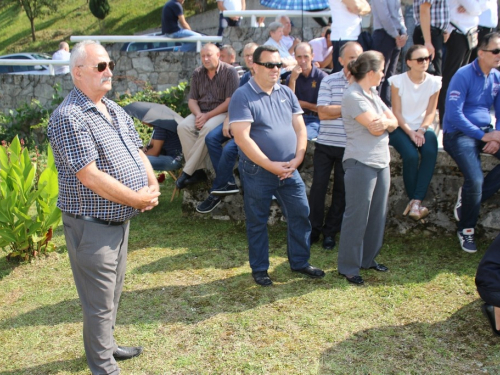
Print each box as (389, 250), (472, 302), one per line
(47, 87), (148, 222)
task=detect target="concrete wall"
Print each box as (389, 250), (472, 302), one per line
(180, 142), (500, 239)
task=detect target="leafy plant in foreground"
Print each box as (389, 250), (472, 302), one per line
(0, 136), (61, 262)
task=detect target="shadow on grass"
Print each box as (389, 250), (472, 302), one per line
(318, 300), (500, 374)
(0, 356), (88, 375)
(0, 260), (331, 329)
(103, 7), (163, 35)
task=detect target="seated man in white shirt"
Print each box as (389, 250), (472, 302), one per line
(309, 27), (333, 69)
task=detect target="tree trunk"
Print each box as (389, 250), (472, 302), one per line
(30, 17), (36, 42)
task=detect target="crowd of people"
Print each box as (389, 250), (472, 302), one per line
(44, 1), (500, 373)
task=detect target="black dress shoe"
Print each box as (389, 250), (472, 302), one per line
(113, 346), (143, 361)
(292, 265), (325, 278)
(185, 169), (208, 186)
(339, 273), (364, 285)
(322, 236), (335, 250)
(252, 271), (273, 286)
(367, 264), (389, 272)
(176, 172), (191, 190)
(482, 304), (500, 336)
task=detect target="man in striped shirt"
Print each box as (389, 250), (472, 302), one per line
(309, 41), (363, 250)
(176, 43), (240, 189)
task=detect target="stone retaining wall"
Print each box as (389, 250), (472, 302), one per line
(180, 142), (500, 239)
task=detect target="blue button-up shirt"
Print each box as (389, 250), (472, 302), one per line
(48, 87), (148, 222)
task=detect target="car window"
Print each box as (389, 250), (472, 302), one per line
(0, 65), (11, 73)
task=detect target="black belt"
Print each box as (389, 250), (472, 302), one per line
(65, 213), (128, 226)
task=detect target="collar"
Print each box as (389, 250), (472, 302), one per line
(202, 60), (222, 75)
(248, 77), (281, 95)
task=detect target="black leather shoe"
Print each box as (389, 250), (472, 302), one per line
(292, 265), (325, 278)
(185, 169), (207, 186)
(113, 346), (143, 361)
(339, 273), (364, 285)
(322, 236), (335, 250)
(367, 264), (389, 272)
(482, 304), (500, 336)
(176, 172), (191, 190)
(252, 271), (273, 286)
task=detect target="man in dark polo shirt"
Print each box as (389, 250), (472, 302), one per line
(230, 45), (325, 286)
(161, 0), (201, 52)
(47, 40), (160, 375)
(286, 42), (327, 140)
(176, 43), (240, 189)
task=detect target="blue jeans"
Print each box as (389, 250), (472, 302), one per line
(303, 114), (320, 140)
(443, 131), (500, 230)
(239, 159), (311, 272)
(165, 29), (201, 51)
(147, 155), (182, 171)
(205, 124), (238, 190)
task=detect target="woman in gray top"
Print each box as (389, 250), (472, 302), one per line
(337, 51), (398, 285)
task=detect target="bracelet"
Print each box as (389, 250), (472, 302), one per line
(417, 127), (427, 133)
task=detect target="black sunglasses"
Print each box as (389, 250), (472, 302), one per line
(78, 61), (115, 72)
(482, 48), (500, 55)
(410, 56), (431, 63)
(254, 61), (283, 69)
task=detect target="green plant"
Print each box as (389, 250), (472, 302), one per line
(0, 136), (61, 262)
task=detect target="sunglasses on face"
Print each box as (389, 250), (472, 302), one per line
(410, 56), (431, 63)
(482, 48), (500, 55)
(254, 61), (283, 69)
(78, 61), (115, 72)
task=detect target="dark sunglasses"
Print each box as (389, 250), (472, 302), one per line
(78, 61), (115, 72)
(482, 48), (500, 55)
(254, 61), (283, 69)
(410, 56), (431, 63)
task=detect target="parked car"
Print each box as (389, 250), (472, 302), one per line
(120, 32), (198, 52)
(0, 53), (52, 75)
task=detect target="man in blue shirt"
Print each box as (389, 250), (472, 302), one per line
(443, 32), (500, 253)
(161, 0), (201, 52)
(286, 42), (327, 140)
(230, 45), (325, 286)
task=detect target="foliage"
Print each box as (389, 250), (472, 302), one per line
(0, 84), (63, 152)
(117, 81), (190, 145)
(0, 136), (61, 262)
(89, 0), (110, 20)
(16, 0), (62, 42)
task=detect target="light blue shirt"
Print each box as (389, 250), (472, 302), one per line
(372, 0), (407, 38)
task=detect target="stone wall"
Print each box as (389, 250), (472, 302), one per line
(180, 143), (500, 239)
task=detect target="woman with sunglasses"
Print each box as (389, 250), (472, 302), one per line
(337, 51), (398, 285)
(388, 44), (442, 220)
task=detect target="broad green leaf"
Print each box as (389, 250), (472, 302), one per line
(0, 228), (18, 243)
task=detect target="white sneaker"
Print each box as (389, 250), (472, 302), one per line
(454, 187), (462, 221)
(457, 228), (477, 253)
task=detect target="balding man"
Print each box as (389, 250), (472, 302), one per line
(286, 42), (327, 140)
(52, 41), (71, 75)
(48, 40), (160, 374)
(277, 15), (300, 54)
(176, 43), (240, 189)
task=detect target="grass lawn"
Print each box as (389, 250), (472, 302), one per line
(1, 179), (500, 374)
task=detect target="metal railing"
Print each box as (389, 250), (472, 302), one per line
(0, 59), (69, 76)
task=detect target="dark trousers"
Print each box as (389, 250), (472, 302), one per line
(413, 25), (444, 76)
(217, 13), (241, 36)
(331, 33), (372, 73)
(438, 30), (471, 126)
(476, 233), (500, 307)
(308, 143), (346, 240)
(469, 26), (496, 63)
(372, 28), (401, 106)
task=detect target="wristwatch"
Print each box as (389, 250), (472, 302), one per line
(418, 127), (427, 133)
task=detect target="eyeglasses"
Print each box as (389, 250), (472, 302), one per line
(254, 61), (283, 69)
(78, 61), (115, 72)
(482, 48), (500, 55)
(410, 56), (431, 63)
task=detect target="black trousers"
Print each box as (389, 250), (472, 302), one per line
(469, 26), (496, 63)
(438, 30), (471, 127)
(413, 25), (444, 76)
(372, 28), (401, 106)
(308, 143), (346, 239)
(476, 233), (500, 307)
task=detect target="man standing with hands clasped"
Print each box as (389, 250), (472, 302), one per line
(48, 40), (160, 375)
(230, 45), (325, 286)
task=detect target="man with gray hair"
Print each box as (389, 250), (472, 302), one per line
(52, 41), (71, 75)
(48, 40), (160, 375)
(276, 15), (300, 54)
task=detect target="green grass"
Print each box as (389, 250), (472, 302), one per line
(1, 178), (500, 374)
(0, 0), (213, 56)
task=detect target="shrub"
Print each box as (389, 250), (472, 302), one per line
(0, 136), (61, 262)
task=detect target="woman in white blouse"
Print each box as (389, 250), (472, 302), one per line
(388, 44), (442, 220)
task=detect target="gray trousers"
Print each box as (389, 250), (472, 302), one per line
(63, 213), (130, 375)
(337, 159), (390, 276)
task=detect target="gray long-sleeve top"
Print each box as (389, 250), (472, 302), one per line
(371, 0), (407, 38)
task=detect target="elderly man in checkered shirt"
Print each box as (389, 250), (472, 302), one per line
(47, 40), (160, 375)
